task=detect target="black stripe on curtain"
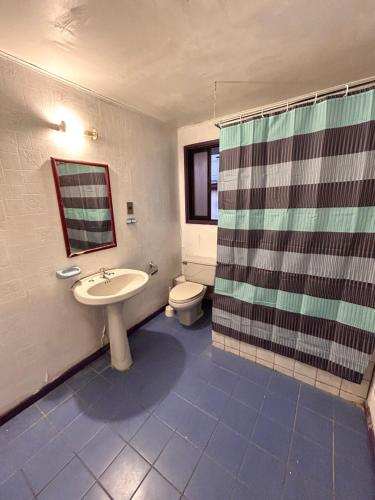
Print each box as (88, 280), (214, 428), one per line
(216, 263), (375, 308)
(217, 229), (375, 258)
(219, 179), (375, 210)
(220, 120), (375, 171)
(214, 294), (375, 354)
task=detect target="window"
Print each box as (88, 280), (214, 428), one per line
(184, 140), (219, 224)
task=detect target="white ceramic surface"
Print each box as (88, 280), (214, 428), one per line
(73, 269), (149, 370)
(73, 268), (149, 306)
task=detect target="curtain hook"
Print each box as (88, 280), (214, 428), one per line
(261, 108), (264, 118)
(314, 92), (318, 105)
(286, 101), (289, 112)
(345, 83), (349, 97)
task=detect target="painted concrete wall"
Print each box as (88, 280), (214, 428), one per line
(0, 57), (181, 415)
(367, 377), (375, 429)
(177, 119), (219, 262)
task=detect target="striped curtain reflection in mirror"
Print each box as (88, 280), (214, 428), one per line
(52, 159), (116, 257)
(213, 88), (375, 383)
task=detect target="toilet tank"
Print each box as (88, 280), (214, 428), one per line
(182, 256), (216, 286)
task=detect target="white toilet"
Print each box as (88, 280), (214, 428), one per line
(169, 256), (216, 326)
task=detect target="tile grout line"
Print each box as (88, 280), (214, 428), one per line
(74, 452), (115, 500)
(151, 390), (237, 494)
(102, 414), (182, 498)
(128, 467), (154, 500)
(2, 315), (372, 499)
(0, 414), (46, 451)
(176, 359), (306, 496)
(233, 371), (273, 498)
(84, 481), (112, 500)
(89, 336), (272, 497)
(181, 434), (216, 498)
(0, 396), (58, 447)
(82, 437), (127, 500)
(180, 401), (224, 498)
(13, 378), (113, 494)
(20, 468), (37, 499)
(332, 407), (336, 500)
(34, 454), (77, 497)
(0, 408), (81, 488)
(281, 381), (302, 500)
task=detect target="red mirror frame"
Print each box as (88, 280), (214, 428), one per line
(51, 157), (117, 258)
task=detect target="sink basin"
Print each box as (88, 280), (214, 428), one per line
(72, 268), (149, 371)
(73, 268), (149, 306)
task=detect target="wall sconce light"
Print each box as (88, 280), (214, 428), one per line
(84, 128), (98, 141)
(51, 120), (66, 132)
(51, 118), (98, 142)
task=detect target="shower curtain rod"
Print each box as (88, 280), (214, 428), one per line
(214, 76), (375, 128)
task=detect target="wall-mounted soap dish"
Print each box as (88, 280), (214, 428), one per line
(56, 266), (81, 280)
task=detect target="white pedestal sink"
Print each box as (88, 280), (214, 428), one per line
(72, 268), (149, 371)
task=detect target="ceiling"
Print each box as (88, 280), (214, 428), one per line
(1, 0), (375, 126)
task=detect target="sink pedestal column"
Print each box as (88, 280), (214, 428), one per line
(106, 302), (133, 371)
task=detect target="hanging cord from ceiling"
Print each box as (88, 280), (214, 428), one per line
(213, 76), (375, 128)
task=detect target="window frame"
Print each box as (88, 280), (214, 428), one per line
(184, 139), (219, 225)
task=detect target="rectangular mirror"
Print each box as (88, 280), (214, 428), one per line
(51, 158), (117, 257)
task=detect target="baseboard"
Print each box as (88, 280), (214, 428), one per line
(0, 304), (167, 425)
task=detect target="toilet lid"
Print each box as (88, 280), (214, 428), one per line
(170, 282), (204, 302)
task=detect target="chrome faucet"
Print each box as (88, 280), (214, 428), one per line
(99, 267), (111, 283)
(148, 262), (158, 276)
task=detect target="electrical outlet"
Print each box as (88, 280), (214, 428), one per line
(127, 202), (134, 215)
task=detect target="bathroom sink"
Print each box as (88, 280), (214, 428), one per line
(72, 268), (149, 371)
(73, 268), (149, 306)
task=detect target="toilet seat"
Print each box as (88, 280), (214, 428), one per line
(169, 281), (205, 303)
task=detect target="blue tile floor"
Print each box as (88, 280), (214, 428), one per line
(1, 306), (374, 499)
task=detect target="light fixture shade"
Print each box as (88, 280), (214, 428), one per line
(51, 120), (66, 132)
(85, 128), (98, 141)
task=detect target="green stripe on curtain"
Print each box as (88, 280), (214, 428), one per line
(63, 207), (111, 221)
(62, 197), (110, 210)
(220, 89), (375, 151)
(218, 206), (375, 233)
(67, 228), (114, 244)
(214, 292), (375, 354)
(212, 308), (371, 372)
(215, 277), (375, 334)
(58, 163), (105, 176)
(215, 262), (375, 308)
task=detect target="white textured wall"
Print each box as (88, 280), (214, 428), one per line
(0, 57), (181, 415)
(367, 377), (375, 429)
(177, 119), (219, 262)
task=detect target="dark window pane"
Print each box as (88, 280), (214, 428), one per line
(193, 151), (208, 216)
(185, 140), (219, 224)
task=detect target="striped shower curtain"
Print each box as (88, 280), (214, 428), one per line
(213, 88), (375, 383)
(57, 162), (114, 253)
